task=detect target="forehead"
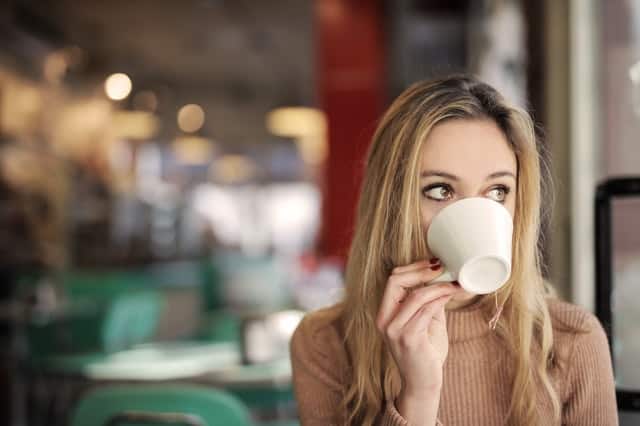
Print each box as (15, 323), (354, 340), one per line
(420, 119), (516, 176)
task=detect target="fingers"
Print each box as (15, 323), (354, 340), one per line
(391, 258), (438, 275)
(403, 294), (452, 338)
(433, 296), (448, 323)
(391, 267), (444, 291)
(384, 284), (461, 337)
(376, 265), (445, 330)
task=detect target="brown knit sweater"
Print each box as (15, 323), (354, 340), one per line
(290, 297), (618, 425)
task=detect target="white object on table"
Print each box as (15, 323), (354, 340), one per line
(84, 341), (240, 381)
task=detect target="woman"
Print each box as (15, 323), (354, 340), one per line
(290, 75), (618, 425)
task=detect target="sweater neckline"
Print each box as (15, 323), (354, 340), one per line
(445, 296), (493, 343)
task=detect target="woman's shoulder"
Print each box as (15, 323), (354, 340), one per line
(545, 297), (603, 333)
(545, 298), (616, 405)
(290, 303), (347, 363)
(545, 297), (611, 373)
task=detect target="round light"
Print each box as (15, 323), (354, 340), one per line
(266, 107), (326, 137)
(177, 104), (205, 133)
(104, 73), (132, 101)
(266, 107), (328, 165)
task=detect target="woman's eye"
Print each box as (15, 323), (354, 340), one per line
(422, 185), (453, 201)
(486, 186), (510, 203)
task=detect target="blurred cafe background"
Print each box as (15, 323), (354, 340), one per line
(0, 0), (639, 425)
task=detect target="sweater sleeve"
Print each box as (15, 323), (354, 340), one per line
(290, 313), (346, 426)
(562, 313), (618, 425)
(290, 311), (409, 426)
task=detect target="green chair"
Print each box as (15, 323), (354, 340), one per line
(195, 257), (240, 344)
(25, 289), (165, 426)
(27, 289), (163, 362)
(102, 290), (164, 352)
(198, 257), (227, 312)
(70, 385), (254, 426)
(27, 267), (162, 360)
(194, 309), (241, 343)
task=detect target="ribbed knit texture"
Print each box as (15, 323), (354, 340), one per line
(290, 298), (618, 425)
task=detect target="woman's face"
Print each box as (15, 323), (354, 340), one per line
(419, 119), (517, 305)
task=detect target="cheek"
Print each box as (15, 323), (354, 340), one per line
(421, 211), (434, 256)
(421, 202), (447, 258)
(506, 195), (516, 217)
(420, 202), (433, 231)
(420, 200), (448, 231)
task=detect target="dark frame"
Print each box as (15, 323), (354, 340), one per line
(594, 177), (640, 411)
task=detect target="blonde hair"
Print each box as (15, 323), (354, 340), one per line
(340, 75), (559, 425)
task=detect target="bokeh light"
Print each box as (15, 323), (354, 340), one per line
(104, 73), (132, 101)
(177, 104), (205, 133)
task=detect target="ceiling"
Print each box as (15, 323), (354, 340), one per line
(5, 0), (315, 144)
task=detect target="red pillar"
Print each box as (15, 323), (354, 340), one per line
(316, 0), (386, 261)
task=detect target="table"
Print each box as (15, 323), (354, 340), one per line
(29, 340), (296, 426)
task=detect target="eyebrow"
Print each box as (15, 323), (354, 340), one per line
(420, 170), (516, 181)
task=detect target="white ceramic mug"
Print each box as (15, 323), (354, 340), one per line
(426, 197), (513, 294)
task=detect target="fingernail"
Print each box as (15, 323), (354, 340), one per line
(430, 264), (441, 271)
(429, 258), (440, 264)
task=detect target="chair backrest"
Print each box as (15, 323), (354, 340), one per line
(70, 385), (254, 426)
(102, 290), (163, 352)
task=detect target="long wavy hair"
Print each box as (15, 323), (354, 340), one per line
(340, 75), (559, 425)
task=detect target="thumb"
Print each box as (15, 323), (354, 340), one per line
(434, 295), (452, 322)
(428, 295), (452, 335)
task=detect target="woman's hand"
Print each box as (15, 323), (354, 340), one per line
(376, 259), (462, 423)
